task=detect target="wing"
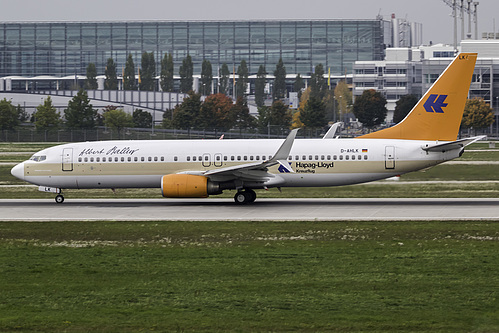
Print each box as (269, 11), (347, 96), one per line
(182, 129), (299, 185)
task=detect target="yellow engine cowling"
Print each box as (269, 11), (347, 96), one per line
(161, 174), (215, 198)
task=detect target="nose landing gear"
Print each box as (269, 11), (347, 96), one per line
(234, 189), (256, 204)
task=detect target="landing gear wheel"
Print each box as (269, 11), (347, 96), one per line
(246, 189), (257, 203)
(55, 194), (64, 204)
(234, 189), (257, 205)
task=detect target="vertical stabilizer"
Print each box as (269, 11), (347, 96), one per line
(357, 53), (477, 141)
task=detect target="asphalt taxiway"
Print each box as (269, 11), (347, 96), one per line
(0, 198), (498, 221)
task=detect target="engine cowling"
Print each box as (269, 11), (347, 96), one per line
(161, 174), (220, 198)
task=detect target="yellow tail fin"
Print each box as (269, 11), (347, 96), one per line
(357, 53), (477, 141)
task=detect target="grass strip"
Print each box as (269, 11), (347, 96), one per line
(0, 220), (498, 332)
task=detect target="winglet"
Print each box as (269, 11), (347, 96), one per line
(268, 128), (299, 162)
(323, 122), (342, 139)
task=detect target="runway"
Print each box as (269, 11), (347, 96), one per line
(0, 198), (498, 221)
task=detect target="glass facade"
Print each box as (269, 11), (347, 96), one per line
(0, 19), (389, 80)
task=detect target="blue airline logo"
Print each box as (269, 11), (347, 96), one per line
(278, 163), (291, 173)
(423, 94), (448, 113)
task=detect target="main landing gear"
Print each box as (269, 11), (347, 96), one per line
(55, 194), (65, 204)
(234, 189), (256, 205)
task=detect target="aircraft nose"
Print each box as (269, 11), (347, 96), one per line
(11, 162), (25, 180)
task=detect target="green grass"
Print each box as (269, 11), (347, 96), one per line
(0, 220), (498, 332)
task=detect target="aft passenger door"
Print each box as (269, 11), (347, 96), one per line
(385, 146), (395, 169)
(62, 148), (73, 171)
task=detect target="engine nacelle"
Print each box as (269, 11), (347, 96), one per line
(161, 174), (221, 198)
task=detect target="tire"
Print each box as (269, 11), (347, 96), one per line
(234, 192), (247, 204)
(55, 194), (64, 204)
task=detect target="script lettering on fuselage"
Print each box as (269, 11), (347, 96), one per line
(79, 146), (140, 157)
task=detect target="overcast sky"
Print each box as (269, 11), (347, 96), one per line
(1, 0), (498, 45)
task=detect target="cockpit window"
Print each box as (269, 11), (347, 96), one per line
(29, 155), (46, 162)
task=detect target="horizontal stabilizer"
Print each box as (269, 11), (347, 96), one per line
(422, 136), (485, 152)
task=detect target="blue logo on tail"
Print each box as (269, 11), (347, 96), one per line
(423, 94), (448, 113)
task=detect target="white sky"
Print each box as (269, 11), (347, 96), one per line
(1, 0), (498, 45)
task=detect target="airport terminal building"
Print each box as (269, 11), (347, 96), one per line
(0, 18), (420, 91)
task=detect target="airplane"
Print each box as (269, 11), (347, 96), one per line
(11, 53), (483, 204)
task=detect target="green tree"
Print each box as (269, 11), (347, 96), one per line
(255, 65), (267, 107)
(160, 53), (174, 92)
(200, 59), (213, 96)
(233, 97), (256, 129)
(273, 58), (287, 101)
(132, 109), (152, 128)
(310, 64), (326, 100)
(0, 98), (19, 130)
(353, 89), (387, 129)
(300, 96), (326, 129)
(103, 108), (133, 138)
(179, 55), (193, 93)
(393, 94), (418, 124)
(104, 58), (118, 90)
(200, 93), (234, 130)
(139, 52), (156, 91)
(294, 74), (305, 99)
(236, 60), (248, 99)
(218, 63), (230, 95)
(34, 96), (60, 130)
(85, 63), (98, 90)
(64, 89), (97, 129)
(461, 98), (495, 134)
(123, 54), (136, 90)
(260, 100), (292, 133)
(172, 91), (202, 129)
(17, 104), (28, 123)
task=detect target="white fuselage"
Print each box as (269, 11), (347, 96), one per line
(12, 138), (460, 191)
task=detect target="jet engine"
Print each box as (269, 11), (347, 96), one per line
(161, 174), (222, 198)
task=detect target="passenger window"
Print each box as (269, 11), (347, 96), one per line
(84, 157), (88, 162)
(134, 157), (138, 162)
(154, 157), (158, 162)
(288, 155), (292, 160)
(237, 156), (241, 161)
(121, 157), (125, 162)
(352, 155), (355, 160)
(321, 155), (325, 160)
(345, 155), (349, 160)
(364, 155), (368, 160)
(115, 157), (119, 162)
(174, 156), (178, 161)
(358, 155), (361, 160)
(148, 157), (152, 162)
(102, 157), (106, 162)
(327, 155), (331, 160)
(302, 155), (306, 160)
(308, 155), (312, 160)
(141, 157), (145, 162)
(78, 157), (82, 162)
(223, 156), (228, 161)
(295, 155), (299, 160)
(204, 156), (208, 161)
(243, 156), (247, 161)
(96, 157), (100, 162)
(256, 156), (260, 160)
(250, 156), (253, 161)
(198, 156), (202, 161)
(161, 156), (164, 161)
(193, 156), (196, 161)
(216, 155), (221, 161)
(127, 157), (131, 162)
(231, 156), (235, 161)
(339, 155), (343, 160)
(187, 156), (191, 161)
